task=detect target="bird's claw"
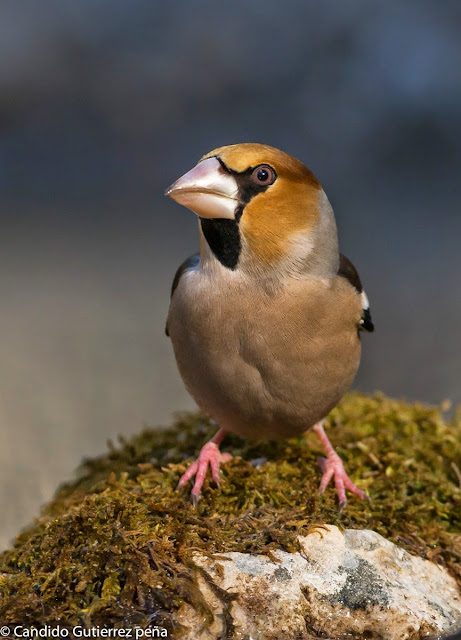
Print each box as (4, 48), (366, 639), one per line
(316, 454), (369, 512)
(177, 441), (232, 507)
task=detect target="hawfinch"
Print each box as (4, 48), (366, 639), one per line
(165, 143), (374, 511)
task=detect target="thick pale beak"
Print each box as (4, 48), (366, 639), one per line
(165, 157), (238, 219)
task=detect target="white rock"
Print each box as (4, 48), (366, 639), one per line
(177, 525), (461, 640)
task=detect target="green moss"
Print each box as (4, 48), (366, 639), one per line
(1, 393), (460, 635)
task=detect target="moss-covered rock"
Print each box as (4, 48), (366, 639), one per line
(0, 393), (460, 636)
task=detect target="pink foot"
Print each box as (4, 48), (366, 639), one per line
(177, 429), (232, 507)
(313, 422), (370, 512)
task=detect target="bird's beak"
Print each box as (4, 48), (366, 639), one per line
(165, 157), (238, 220)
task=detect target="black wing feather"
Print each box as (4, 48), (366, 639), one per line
(165, 253), (200, 337)
(338, 253), (374, 332)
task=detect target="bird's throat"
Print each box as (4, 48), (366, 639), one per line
(200, 218), (241, 270)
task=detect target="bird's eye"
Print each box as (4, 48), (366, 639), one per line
(251, 164), (276, 186)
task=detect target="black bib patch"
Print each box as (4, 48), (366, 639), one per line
(200, 218), (242, 270)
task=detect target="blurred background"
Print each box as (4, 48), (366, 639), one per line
(0, 0), (460, 548)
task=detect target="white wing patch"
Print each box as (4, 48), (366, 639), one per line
(359, 290), (374, 332)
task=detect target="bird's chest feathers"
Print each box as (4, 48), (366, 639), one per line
(169, 266), (248, 348)
(169, 270), (360, 379)
(168, 269), (361, 436)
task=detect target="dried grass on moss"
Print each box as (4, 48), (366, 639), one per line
(0, 392), (460, 635)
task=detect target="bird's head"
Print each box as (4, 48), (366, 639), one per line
(165, 143), (339, 278)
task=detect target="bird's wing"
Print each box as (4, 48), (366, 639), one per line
(165, 253), (200, 337)
(337, 253), (374, 332)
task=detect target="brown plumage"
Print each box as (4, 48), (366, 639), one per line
(165, 143), (373, 509)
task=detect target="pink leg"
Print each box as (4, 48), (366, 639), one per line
(177, 428), (232, 507)
(313, 421), (370, 512)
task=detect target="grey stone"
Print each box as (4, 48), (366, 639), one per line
(177, 525), (461, 640)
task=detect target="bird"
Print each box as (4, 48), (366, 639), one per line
(164, 143), (374, 511)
